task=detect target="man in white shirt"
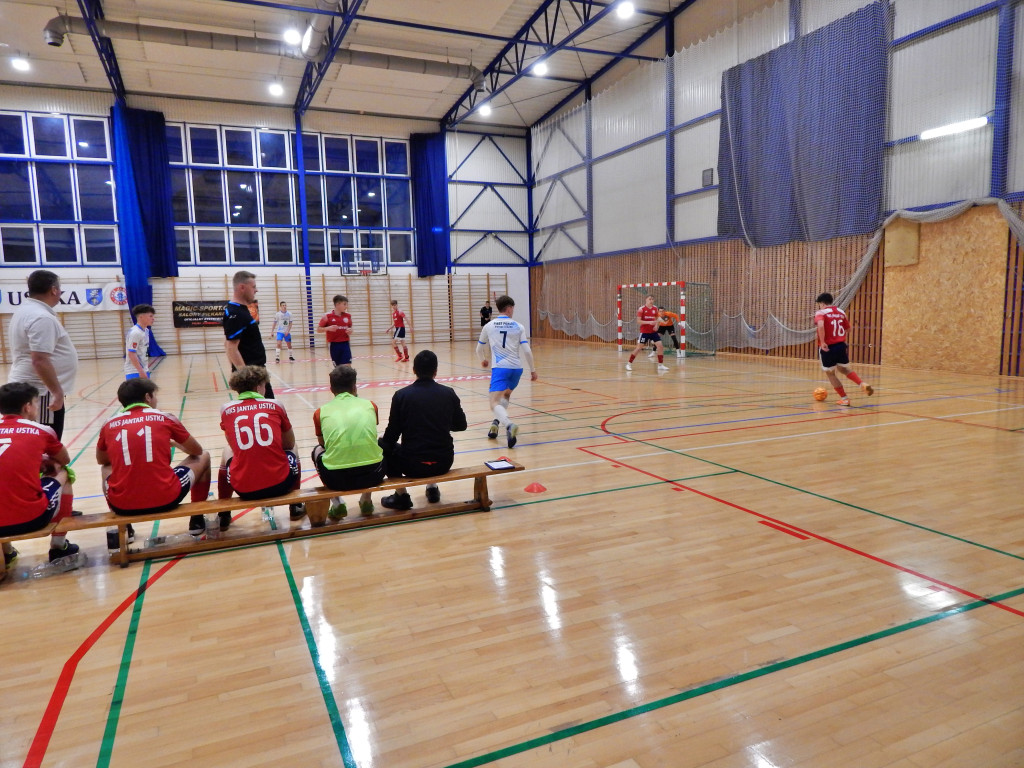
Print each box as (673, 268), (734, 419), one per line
(8, 270), (79, 439)
(476, 295), (537, 448)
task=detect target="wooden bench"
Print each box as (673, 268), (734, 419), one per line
(56, 461), (525, 568)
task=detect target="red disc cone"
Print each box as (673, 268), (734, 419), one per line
(524, 482), (547, 493)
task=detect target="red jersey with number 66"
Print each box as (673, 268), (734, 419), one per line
(98, 406), (194, 510)
(219, 396), (292, 493)
(815, 305), (850, 346)
(0, 415), (64, 525)
(637, 305), (660, 334)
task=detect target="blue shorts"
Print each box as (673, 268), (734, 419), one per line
(276, 332), (291, 342)
(639, 332), (662, 344)
(489, 367), (523, 393)
(125, 372), (150, 380)
(330, 341), (352, 366)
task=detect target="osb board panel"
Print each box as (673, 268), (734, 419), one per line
(884, 218), (920, 267)
(883, 206), (1007, 375)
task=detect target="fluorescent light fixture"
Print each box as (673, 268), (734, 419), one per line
(301, 25), (314, 54)
(282, 28), (302, 46)
(532, 60), (548, 77)
(616, 1), (635, 19)
(78, 141), (89, 148)
(920, 116), (988, 141)
(268, 82), (285, 97)
(478, 103), (492, 117)
(11, 57), (30, 71)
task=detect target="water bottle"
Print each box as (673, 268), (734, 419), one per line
(262, 506), (277, 531)
(145, 532), (200, 548)
(205, 514), (221, 541)
(32, 551), (86, 578)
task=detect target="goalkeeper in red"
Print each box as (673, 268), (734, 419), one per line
(625, 295), (668, 372)
(815, 292), (873, 406)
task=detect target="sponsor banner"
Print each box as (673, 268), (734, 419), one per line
(278, 374), (489, 394)
(0, 283), (129, 313)
(172, 300), (230, 328)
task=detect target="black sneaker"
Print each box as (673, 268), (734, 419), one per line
(48, 541), (80, 562)
(188, 515), (206, 535)
(219, 511), (232, 531)
(126, 524), (135, 544)
(487, 419), (500, 439)
(507, 424), (519, 449)
(289, 503), (306, 520)
(3, 547), (18, 567)
(381, 492), (413, 511)
(425, 485), (441, 503)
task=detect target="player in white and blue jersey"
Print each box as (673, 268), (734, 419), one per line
(476, 295), (537, 448)
(272, 301), (295, 363)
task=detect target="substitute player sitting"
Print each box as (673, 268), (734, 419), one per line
(97, 378), (211, 536)
(272, 301), (296, 363)
(217, 365), (304, 523)
(626, 295), (668, 372)
(815, 292), (874, 406)
(386, 299), (410, 362)
(0, 382), (79, 572)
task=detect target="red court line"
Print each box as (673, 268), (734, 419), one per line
(62, 395), (120, 450)
(575, 445), (1024, 620)
(759, 520), (810, 540)
(872, 407), (1020, 433)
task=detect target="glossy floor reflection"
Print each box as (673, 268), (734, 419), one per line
(3, 342), (1024, 768)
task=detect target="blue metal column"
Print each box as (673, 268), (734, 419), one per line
(527, 130), (536, 265)
(789, 0), (801, 42)
(585, 84), (594, 257)
(75, 0), (126, 104)
(294, 112), (315, 346)
(992, 0), (1015, 198)
(665, 21), (676, 247)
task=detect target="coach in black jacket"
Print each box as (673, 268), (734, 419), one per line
(379, 349), (468, 510)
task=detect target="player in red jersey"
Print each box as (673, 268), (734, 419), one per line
(317, 294), (354, 367)
(815, 292), (874, 406)
(625, 295), (669, 372)
(0, 382), (79, 569)
(217, 366), (304, 522)
(97, 378), (211, 535)
(386, 299), (410, 362)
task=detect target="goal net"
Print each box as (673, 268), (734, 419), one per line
(617, 281), (716, 357)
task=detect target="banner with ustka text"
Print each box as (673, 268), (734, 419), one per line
(0, 283), (130, 313)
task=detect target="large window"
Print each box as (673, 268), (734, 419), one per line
(168, 122), (413, 266)
(0, 111), (115, 265)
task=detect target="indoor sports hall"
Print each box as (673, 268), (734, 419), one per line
(2, 1), (1023, 767)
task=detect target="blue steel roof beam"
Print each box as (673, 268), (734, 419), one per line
(210, 0), (662, 61)
(535, 0), (699, 126)
(444, 0), (643, 127)
(496, 70), (584, 84)
(293, 0), (366, 115)
(75, 0), (127, 103)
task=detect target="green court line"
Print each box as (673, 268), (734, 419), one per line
(275, 541), (358, 768)
(95, 560), (154, 768)
(441, 583), (1024, 768)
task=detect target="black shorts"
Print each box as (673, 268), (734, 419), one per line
(381, 442), (453, 480)
(392, 327), (406, 340)
(819, 341), (850, 370)
(313, 448), (384, 491)
(110, 466), (193, 515)
(228, 451), (300, 501)
(330, 341), (352, 366)
(639, 332), (662, 344)
(0, 477), (62, 536)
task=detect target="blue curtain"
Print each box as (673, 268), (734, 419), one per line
(410, 132), (450, 278)
(111, 104), (178, 307)
(717, 2), (888, 247)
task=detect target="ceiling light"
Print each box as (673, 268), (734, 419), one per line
(282, 28), (302, 46)
(78, 141), (89, 148)
(616, 1), (635, 19)
(532, 60), (548, 77)
(11, 57), (30, 71)
(919, 116), (988, 141)
(478, 103), (492, 117)
(301, 25), (314, 55)
(268, 82), (284, 97)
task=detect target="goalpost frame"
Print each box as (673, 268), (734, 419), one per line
(616, 281), (686, 357)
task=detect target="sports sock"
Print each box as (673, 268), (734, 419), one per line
(657, 354), (664, 363)
(493, 403), (509, 427)
(835, 385), (847, 397)
(628, 355), (636, 363)
(218, 465), (233, 499)
(49, 534), (67, 549)
(57, 484), (73, 521)
(845, 371), (863, 385)
(192, 472), (211, 502)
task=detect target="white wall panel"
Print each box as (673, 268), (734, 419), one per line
(893, 0), (995, 39)
(674, 117), (720, 194)
(447, 133), (527, 184)
(591, 61), (666, 157)
(801, 0), (874, 34)
(533, 108), (587, 179)
(536, 223), (587, 263)
(1010, 7), (1024, 193)
(674, 190), (718, 242)
(593, 139), (666, 253)
(0, 85), (113, 116)
(449, 185), (528, 231)
(534, 169), (587, 230)
(451, 232), (528, 264)
(887, 128), (992, 209)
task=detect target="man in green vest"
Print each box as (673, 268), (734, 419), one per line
(312, 365), (384, 518)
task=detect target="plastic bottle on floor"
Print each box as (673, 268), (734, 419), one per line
(32, 551), (87, 578)
(262, 506), (277, 531)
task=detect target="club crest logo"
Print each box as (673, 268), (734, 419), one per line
(109, 286), (129, 306)
(86, 288), (103, 306)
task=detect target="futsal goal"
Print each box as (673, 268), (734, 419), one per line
(617, 281), (716, 357)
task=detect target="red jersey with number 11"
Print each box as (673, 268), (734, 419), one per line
(815, 305), (850, 346)
(219, 396), (292, 493)
(98, 406), (193, 510)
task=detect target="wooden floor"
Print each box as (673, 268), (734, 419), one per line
(3, 340), (1024, 768)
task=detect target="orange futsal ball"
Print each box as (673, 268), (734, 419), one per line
(813, 387), (828, 401)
